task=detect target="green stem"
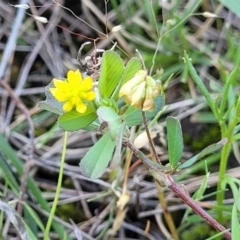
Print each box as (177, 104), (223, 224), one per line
(216, 140), (231, 223)
(217, 119), (235, 223)
(44, 131), (68, 240)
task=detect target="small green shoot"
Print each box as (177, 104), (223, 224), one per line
(179, 139), (227, 169)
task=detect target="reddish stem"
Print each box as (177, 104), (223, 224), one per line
(122, 138), (232, 240)
(166, 174), (231, 240)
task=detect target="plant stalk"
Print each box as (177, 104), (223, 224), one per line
(156, 182), (179, 240)
(141, 112), (178, 238)
(44, 131), (68, 240)
(217, 116), (236, 223)
(216, 140), (231, 223)
(141, 111), (161, 163)
(166, 174), (231, 240)
(123, 138), (232, 240)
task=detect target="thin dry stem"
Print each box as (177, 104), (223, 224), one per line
(156, 182), (179, 240)
(0, 81), (34, 216)
(141, 111), (161, 164)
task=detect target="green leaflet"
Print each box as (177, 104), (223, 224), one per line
(38, 82), (64, 115)
(80, 132), (116, 179)
(59, 109), (97, 131)
(167, 117), (183, 169)
(98, 50), (124, 98)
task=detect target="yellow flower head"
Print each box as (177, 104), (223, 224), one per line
(119, 70), (161, 111)
(50, 70), (96, 113)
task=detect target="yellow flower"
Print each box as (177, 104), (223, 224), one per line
(119, 70), (147, 98)
(50, 70), (96, 113)
(142, 86), (155, 111)
(119, 70), (161, 111)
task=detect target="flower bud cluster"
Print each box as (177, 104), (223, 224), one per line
(98, 98), (119, 113)
(119, 70), (161, 111)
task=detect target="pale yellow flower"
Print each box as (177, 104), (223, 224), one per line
(50, 70), (95, 113)
(142, 86), (154, 111)
(119, 70), (161, 111)
(119, 70), (147, 98)
(130, 81), (146, 107)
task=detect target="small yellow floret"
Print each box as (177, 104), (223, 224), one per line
(50, 69), (95, 113)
